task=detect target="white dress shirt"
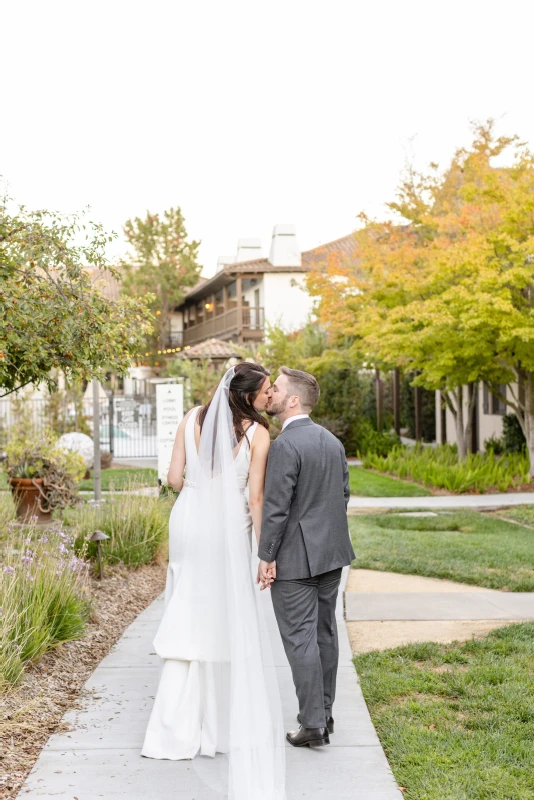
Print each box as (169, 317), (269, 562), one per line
(282, 414), (310, 431)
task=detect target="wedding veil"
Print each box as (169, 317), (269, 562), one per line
(195, 367), (286, 800)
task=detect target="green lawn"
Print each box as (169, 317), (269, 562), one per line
(494, 505), (534, 527)
(78, 467), (158, 491)
(349, 466), (431, 497)
(355, 623), (534, 800)
(349, 510), (534, 590)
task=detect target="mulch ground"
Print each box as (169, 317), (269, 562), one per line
(0, 561), (167, 799)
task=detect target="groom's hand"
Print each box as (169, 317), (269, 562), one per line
(258, 559), (276, 590)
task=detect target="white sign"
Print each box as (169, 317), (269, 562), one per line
(156, 383), (184, 484)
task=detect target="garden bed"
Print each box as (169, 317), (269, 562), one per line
(363, 445), (533, 494)
(0, 562), (166, 800)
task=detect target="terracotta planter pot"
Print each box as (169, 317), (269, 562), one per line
(9, 478), (52, 523)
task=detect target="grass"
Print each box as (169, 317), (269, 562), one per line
(0, 523), (91, 686)
(349, 510), (534, 590)
(78, 467), (158, 491)
(349, 466), (430, 497)
(493, 504), (534, 527)
(364, 444), (531, 494)
(63, 490), (171, 569)
(355, 623), (534, 799)
(0, 491), (16, 534)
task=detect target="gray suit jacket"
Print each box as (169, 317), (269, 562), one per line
(258, 418), (355, 580)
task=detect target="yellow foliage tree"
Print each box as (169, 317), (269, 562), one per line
(309, 121), (534, 469)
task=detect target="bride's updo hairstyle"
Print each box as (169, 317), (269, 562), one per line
(198, 362), (270, 444)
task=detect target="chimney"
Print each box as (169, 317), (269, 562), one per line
(235, 238), (263, 263)
(217, 255), (235, 272)
(268, 225), (301, 267)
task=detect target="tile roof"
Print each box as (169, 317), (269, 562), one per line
(177, 338), (241, 360)
(182, 232), (358, 302)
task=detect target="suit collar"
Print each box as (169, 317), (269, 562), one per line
(281, 417), (314, 432)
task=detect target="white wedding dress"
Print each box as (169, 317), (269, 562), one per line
(142, 377), (285, 800)
(142, 407), (258, 759)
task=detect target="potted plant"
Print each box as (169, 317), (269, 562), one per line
(5, 430), (85, 522)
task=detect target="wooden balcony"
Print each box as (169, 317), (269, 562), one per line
(164, 331), (184, 348)
(183, 307), (264, 347)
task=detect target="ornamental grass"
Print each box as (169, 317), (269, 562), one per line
(64, 485), (170, 569)
(363, 444), (530, 494)
(0, 522), (90, 687)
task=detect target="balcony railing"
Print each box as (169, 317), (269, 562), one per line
(184, 307), (264, 347)
(164, 331), (184, 348)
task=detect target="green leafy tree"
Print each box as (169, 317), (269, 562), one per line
(0, 199), (153, 398)
(309, 121), (534, 468)
(259, 324), (366, 453)
(120, 208), (201, 352)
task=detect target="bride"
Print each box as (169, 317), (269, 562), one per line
(142, 363), (286, 800)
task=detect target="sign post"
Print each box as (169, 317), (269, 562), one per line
(156, 383), (184, 484)
(92, 378), (101, 502)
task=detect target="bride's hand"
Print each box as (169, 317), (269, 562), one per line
(258, 560), (276, 590)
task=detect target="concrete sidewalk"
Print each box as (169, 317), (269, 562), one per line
(17, 569), (401, 800)
(348, 492), (534, 510)
(346, 591), (534, 621)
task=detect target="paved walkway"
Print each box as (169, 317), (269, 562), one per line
(348, 492), (534, 510)
(346, 590), (534, 621)
(17, 568), (401, 800)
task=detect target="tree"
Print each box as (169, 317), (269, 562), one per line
(0, 199), (153, 398)
(308, 122), (534, 467)
(120, 208), (201, 352)
(259, 323), (367, 453)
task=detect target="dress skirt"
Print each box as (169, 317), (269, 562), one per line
(141, 484), (253, 761)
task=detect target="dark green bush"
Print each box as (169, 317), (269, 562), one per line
(358, 420), (401, 457)
(484, 435), (504, 455)
(502, 413), (526, 454)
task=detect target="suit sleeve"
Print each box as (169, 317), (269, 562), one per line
(342, 445), (350, 509)
(257, 438), (300, 563)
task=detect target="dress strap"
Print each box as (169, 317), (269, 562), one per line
(185, 406), (201, 456)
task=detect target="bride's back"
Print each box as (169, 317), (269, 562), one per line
(184, 406), (257, 490)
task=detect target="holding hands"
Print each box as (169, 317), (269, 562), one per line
(257, 559), (276, 590)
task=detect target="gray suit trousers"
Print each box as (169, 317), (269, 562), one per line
(271, 568), (342, 730)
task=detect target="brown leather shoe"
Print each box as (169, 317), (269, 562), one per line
(287, 726), (330, 748)
(297, 713), (334, 734)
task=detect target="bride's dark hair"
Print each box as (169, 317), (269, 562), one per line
(198, 362), (270, 444)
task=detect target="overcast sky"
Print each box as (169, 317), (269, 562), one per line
(3, 0), (534, 276)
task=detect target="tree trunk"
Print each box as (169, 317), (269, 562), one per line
(414, 384), (422, 442)
(524, 372), (534, 478)
(454, 386), (467, 460)
(393, 368), (401, 435)
(375, 369), (383, 432)
(464, 383), (478, 455)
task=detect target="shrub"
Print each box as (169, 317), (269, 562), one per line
(64, 487), (170, 569)
(502, 413), (526, 454)
(0, 523), (90, 686)
(358, 420), (401, 457)
(484, 435), (504, 455)
(363, 443), (530, 493)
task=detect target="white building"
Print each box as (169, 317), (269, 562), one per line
(170, 225), (356, 348)
(436, 383), (511, 451)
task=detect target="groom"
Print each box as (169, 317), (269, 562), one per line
(258, 367), (355, 749)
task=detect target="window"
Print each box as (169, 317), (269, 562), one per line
(483, 384), (506, 416)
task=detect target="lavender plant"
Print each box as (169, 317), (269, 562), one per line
(0, 521), (90, 686)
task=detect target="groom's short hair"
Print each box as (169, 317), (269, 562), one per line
(280, 366), (320, 412)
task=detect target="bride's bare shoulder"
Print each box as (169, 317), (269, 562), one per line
(250, 423), (270, 447)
